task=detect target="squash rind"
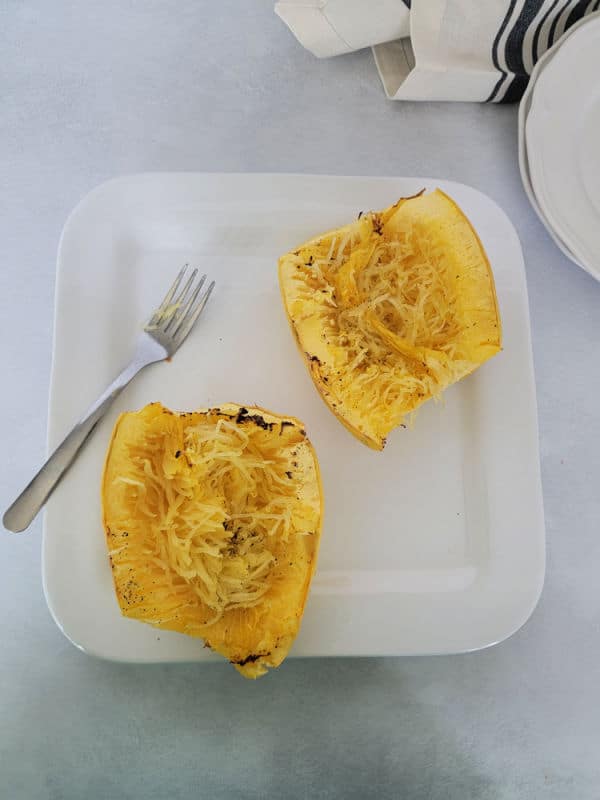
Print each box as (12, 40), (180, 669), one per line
(278, 189), (502, 449)
(102, 402), (323, 678)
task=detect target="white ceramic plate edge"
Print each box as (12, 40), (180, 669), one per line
(518, 41), (584, 267)
(521, 12), (600, 279)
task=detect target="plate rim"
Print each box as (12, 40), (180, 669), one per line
(522, 12), (600, 279)
(518, 29), (584, 268)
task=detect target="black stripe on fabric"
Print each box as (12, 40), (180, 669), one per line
(487, 0), (521, 102)
(499, 74), (529, 102)
(487, 75), (505, 103)
(532, 0), (561, 61)
(566, 0), (593, 29)
(401, 0), (411, 8)
(504, 0), (546, 76)
(548, 0), (570, 43)
(502, 0), (598, 102)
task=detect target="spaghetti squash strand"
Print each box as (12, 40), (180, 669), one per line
(112, 410), (311, 618)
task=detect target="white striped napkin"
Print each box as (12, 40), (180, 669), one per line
(275, 0), (600, 101)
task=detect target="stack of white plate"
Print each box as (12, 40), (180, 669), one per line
(519, 11), (600, 281)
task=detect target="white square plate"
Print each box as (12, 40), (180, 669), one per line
(43, 173), (545, 662)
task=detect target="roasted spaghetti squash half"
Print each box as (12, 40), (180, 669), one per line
(102, 402), (323, 678)
(278, 189), (502, 449)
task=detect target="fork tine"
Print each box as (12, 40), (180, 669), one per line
(174, 267), (198, 306)
(147, 264), (188, 327)
(175, 280), (215, 343)
(171, 274), (207, 336)
(164, 268), (199, 331)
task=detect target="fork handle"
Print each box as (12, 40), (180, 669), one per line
(3, 360), (147, 533)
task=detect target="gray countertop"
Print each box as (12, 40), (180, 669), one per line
(1, 2), (599, 798)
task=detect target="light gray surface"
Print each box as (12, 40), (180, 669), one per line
(1, 2), (599, 798)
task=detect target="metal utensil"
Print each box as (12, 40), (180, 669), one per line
(3, 265), (215, 533)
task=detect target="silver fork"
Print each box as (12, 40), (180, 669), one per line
(3, 266), (215, 533)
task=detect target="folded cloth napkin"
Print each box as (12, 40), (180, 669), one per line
(275, 0), (600, 101)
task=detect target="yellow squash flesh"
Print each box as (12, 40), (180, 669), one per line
(278, 189), (502, 449)
(102, 402), (323, 678)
